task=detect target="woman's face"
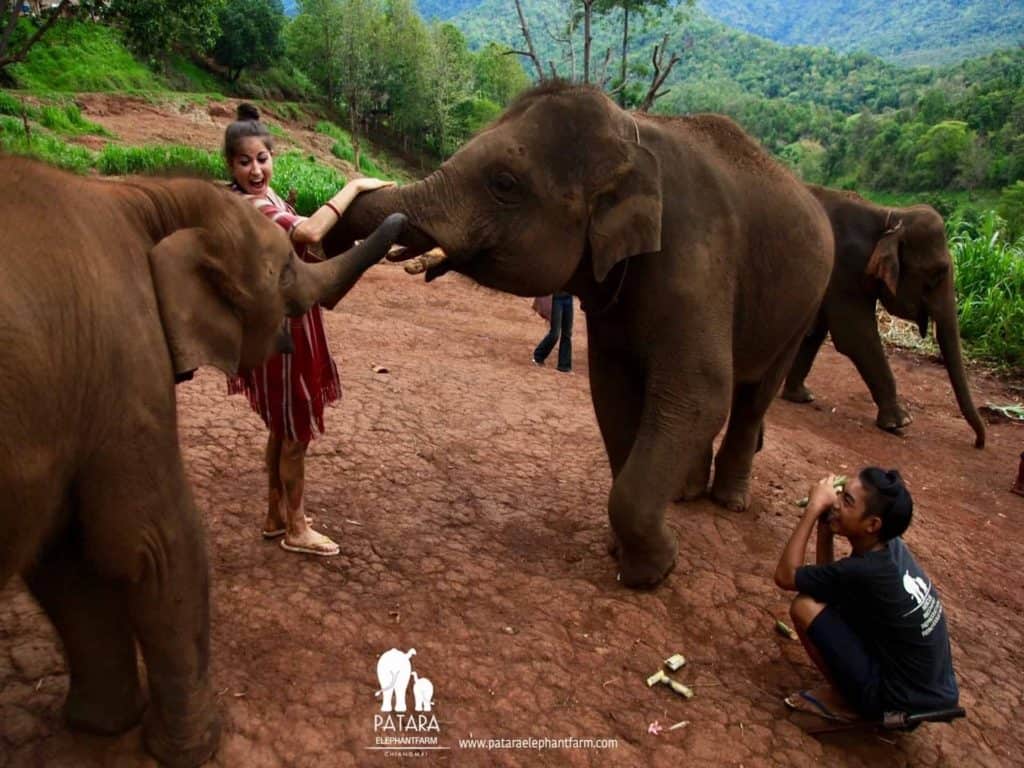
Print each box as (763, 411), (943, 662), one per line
(229, 136), (273, 195)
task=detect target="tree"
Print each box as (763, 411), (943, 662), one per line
(427, 22), (472, 156)
(472, 42), (529, 106)
(213, 0), (285, 82)
(107, 0), (225, 59)
(336, 0), (386, 170)
(913, 120), (974, 189)
(380, 0), (433, 144)
(287, 0), (346, 104)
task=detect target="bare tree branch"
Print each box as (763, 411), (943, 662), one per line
(639, 33), (680, 112)
(548, 60), (558, 79)
(597, 46), (612, 89)
(512, 0), (544, 81)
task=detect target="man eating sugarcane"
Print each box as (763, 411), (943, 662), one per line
(773, 469), (959, 723)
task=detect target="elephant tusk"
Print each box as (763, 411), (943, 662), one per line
(403, 247), (449, 275)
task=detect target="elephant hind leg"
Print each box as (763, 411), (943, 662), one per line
(713, 358), (797, 511)
(781, 314), (828, 404)
(23, 513), (145, 735)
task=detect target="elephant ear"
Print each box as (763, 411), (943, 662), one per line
(587, 141), (663, 283)
(149, 227), (244, 378)
(866, 221), (902, 295)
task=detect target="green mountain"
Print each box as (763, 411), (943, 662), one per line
(699, 0), (1024, 67)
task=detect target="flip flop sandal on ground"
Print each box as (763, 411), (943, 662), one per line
(261, 516), (314, 539)
(784, 690), (858, 723)
(280, 536), (340, 557)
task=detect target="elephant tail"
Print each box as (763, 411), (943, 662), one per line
(374, 669), (400, 697)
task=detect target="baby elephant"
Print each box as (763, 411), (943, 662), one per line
(782, 185), (985, 448)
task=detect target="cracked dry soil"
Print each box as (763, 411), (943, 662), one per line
(1, 264), (1022, 768)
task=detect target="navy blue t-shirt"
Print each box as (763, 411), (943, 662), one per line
(795, 537), (959, 713)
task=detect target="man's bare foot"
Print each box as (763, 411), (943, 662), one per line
(784, 685), (860, 722)
(280, 528), (340, 556)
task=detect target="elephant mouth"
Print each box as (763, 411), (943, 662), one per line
(384, 225), (460, 283)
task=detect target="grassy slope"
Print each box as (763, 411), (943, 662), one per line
(0, 21), (415, 206)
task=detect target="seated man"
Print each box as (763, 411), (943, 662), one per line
(774, 468), (959, 721)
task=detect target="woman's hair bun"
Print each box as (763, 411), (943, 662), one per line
(236, 103), (261, 122)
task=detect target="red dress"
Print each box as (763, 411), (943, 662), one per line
(228, 187), (341, 442)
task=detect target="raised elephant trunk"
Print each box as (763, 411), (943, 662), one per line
(285, 213), (406, 314)
(930, 278), (986, 448)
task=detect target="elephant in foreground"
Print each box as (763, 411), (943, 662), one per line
(325, 82), (834, 588)
(0, 157), (404, 766)
(782, 185), (985, 448)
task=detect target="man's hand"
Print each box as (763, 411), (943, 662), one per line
(805, 474), (840, 519)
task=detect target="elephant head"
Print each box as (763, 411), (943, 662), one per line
(149, 184), (405, 378)
(323, 82), (662, 299)
(809, 186), (986, 448)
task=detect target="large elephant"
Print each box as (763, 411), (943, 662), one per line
(0, 157), (404, 767)
(324, 82), (834, 588)
(782, 185), (985, 448)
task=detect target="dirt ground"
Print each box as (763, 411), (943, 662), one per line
(1, 259), (1022, 768)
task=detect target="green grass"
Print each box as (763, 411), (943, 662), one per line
(315, 120), (388, 177)
(272, 151), (347, 215)
(949, 212), (1024, 366)
(8, 21), (165, 92)
(0, 115), (95, 173)
(96, 144), (226, 179)
(37, 103), (109, 136)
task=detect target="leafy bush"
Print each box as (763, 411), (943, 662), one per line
(272, 151), (346, 215)
(96, 144), (225, 178)
(997, 181), (1024, 241)
(949, 212), (1024, 365)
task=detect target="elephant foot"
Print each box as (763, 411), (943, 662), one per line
(65, 678), (146, 736)
(710, 479), (751, 513)
(617, 531), (678, 590)
(876, 405), (912, 433)
(142, 691), (222, 768)
(781, 385), (815, 404)
(674, 482), (707, 503)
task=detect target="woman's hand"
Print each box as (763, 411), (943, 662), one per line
(350, 177), (395, 194)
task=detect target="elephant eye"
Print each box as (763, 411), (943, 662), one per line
(489, 171), (521, 202)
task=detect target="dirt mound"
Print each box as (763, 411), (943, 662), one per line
(2, 263), (1021, 766)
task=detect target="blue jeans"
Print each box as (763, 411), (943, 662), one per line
(533, 293), (573, 371)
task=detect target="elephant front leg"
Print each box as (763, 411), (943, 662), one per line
(81, 442), (221, 768)
(23, 526), (145, 736)
(611, 380), (730, 588)
(829, 301), (910, 432)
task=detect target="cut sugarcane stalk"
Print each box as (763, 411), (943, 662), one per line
(667, 680), (695, 699)
(646, 669), (669, 687)
(664, 654), (686, 671)
(775, 619), (799, 640)
(795, 475), (847, 507)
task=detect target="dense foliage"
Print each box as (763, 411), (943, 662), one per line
(214, 0), (286, 81)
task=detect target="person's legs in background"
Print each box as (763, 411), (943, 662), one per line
(555, 294), (574, 372)
(533, 296), (564, 365)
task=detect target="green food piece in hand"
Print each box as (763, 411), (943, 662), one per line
(775, 619), (799, 640)
(794, 475), (848, 507)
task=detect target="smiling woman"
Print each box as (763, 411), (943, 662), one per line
(222, 103), (398, 557)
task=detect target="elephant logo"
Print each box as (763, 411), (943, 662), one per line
(375, 648), (416, 712)
(903, 571), (930, 608)
(412, 671), (434, 712)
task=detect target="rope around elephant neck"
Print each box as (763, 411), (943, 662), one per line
(583, 260), (630, 316)
(629, 115), (641, 144)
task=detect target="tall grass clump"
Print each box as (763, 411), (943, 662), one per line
(317, 120), (388, 178)
(272, 151), (347, 215)
(0, 91), (34, 118)
(38, 103), (108, 135)
(0, 116), (95, 173)
(97, 144), (225, 178)
(949, 211), (1024, 366)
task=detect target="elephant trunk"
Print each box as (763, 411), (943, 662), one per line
(930, 279), (986, 448)
(285, 213), (406, 314)
(323, 172), (453, 260)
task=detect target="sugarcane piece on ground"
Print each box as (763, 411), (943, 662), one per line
(775, 619), (799, 640)
(646, 669), (669, 687)
(667, 679), (695, 699)
(795, 475), (848, 507)
(663, 653), (686, 671)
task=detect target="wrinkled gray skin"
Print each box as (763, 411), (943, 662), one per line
(0, 157), (404, 767)
(325, 82), (833, 589)
(782, 185), (985, 448)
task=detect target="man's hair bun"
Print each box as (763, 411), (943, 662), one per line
(236, 103), (261, 122)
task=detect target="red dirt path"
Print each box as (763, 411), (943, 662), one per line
(1, 264), (1022, 767)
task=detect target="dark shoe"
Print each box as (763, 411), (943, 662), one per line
(532, 356), (544, 366)
(556, 366), (572, 373)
